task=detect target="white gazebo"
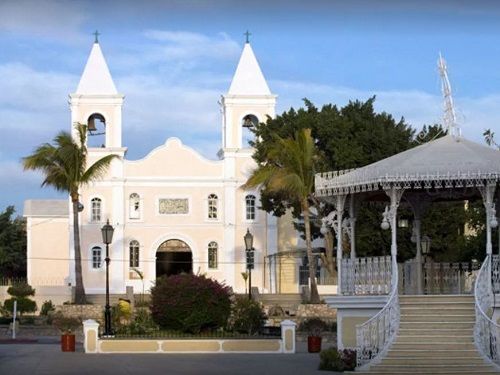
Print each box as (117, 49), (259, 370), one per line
(316, 131), (500, 367)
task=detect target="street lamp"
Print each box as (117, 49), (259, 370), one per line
(101, 219), (114, 337)
(421, 235), (431, 256)
(244, 229), (254, 300)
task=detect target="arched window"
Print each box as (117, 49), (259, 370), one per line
(91, 246), (102, 269)
(91, 197), (102, 222)
(208, 241), (218, 269)
(129, 240), (140, 268)
(245, 194), (256, 221)
(208, 194), (218, 220)
(129, 193), (140, 220)
(87, 113), (106, 148)
(242, 114), (258, 148)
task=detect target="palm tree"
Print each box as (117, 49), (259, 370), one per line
(244, 128), (322, 303)
(23, 124), (119, 304)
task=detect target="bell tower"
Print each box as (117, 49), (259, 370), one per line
(69, 35), (124, 150)
(220, 38), (276, 152)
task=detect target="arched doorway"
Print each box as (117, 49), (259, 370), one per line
(156, 239), (192, 279)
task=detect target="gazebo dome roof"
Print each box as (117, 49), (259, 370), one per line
(316, 134), (500, 196)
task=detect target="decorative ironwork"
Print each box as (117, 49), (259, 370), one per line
(356, 256), (399, 368)
(474, 254), (500, 364)
(341, 256), (392, 295)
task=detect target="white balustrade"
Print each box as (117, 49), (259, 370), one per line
(356, 256), (399, 368)
(474, 254), (500, 365)
(341, 256), (392, 295)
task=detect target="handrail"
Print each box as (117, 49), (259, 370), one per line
(356, 255), (400, 368)
(474, 254), (500, 364)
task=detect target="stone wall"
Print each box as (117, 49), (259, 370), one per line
(57, 304), (104, 325)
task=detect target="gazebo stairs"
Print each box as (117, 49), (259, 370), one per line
(355, 295), (499, 374)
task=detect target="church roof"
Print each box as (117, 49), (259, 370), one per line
(24, 200), (68, 217)
(227, 43), (271, 96)
(75, 42), (118, 95)
(315, 134), (500, 196)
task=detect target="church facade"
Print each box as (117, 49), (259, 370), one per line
(24, 39), (306, 296)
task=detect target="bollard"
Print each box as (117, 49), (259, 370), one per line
(83, 319), (100, 353)
(280, 319), (296, 354)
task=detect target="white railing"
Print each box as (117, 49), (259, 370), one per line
(356, 256), (400, 368)
(341, 255), (392, 295)
(474, 254), (500, 365)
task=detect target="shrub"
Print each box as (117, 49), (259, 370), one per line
(4, 297), (37, 315)
(51, 312), (81, 334)
(230, 297), (266, 335)
(151, 274), (232, 333)
(7, 283), (35, 298)
(319, 347), (344, 371)
(4, 282), (37, 315)
(299, 318), (328, 337)
(319, 347), (357, 372)
(40, 300), (55, 316)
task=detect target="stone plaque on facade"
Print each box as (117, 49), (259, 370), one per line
(158, 198), (189, 215)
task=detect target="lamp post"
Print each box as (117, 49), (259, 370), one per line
(421, 235), (431, 258)
(244, 229), (254, 300)
(101, 219), (114, 337)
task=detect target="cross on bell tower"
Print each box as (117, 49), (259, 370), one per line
(93, 30), (100, 44)
(244, 30), (251, 44)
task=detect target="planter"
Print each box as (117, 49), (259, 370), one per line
(307, 335), (322, 353)
(61, 334), (76, 352)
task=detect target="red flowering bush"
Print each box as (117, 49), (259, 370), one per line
(150, 274), (232, 333)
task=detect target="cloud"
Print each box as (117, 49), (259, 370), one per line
(270, 78), (498, 143)
(0, 0), (87, 41)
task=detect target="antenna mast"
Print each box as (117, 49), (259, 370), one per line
(437, 53), (460, 137)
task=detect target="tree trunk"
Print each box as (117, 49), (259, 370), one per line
(303, 199), (320, 304)
(320, 231), (336, 278)
(72, 196), (86, 304)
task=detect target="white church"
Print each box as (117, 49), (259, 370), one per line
(23, 37), (313, 297)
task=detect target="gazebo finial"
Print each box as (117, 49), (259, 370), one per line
(437, 53), (460, 137)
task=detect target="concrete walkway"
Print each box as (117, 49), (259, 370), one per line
(0, 341), (331, 375)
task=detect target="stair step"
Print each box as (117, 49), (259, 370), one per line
(400, 295), (473, 302)
(391, 342), (476, 350)
(380, 357), (486, 365)
(385, 349), (482, 358)
(401, 314), (475, 322)
(399, 321), (474, 330)
(398, 328), (473, 336)
(370, 365), (496, 373)
(400, 307), (474, 315)
(395, 335), (473, 343)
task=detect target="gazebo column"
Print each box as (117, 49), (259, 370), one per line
(480, 184), (498, 255)
(349, 195), (357, 260)
(406, 194), (431, 295)
(335, 194), (347, 293)
(383, 187), (405, 260)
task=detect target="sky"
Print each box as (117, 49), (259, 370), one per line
(2, 0), (500, 213)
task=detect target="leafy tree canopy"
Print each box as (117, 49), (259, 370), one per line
(0, 206), (26, 278)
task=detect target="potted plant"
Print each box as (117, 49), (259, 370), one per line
(300, 318), (328, 353)
(52, 312), (81, 352)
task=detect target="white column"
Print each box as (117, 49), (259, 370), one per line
(349, 195), (356, 260)
(481, 184), (497, 255)
(335, 195), (346, 293)
(414, 218), (423, 294)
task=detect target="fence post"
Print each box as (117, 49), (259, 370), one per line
(83, 319), (100, 353)
(281, 319), (296, 354)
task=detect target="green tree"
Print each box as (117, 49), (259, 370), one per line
(0, 206), (26, 278)
(252, 98), (416, 268)
(22, 124), (118, 304)
(244, 128), (322, 303)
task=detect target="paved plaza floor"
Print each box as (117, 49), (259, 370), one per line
(0, 340), (330, 375)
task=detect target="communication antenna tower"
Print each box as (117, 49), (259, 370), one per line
(437, 53), (461, 137)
